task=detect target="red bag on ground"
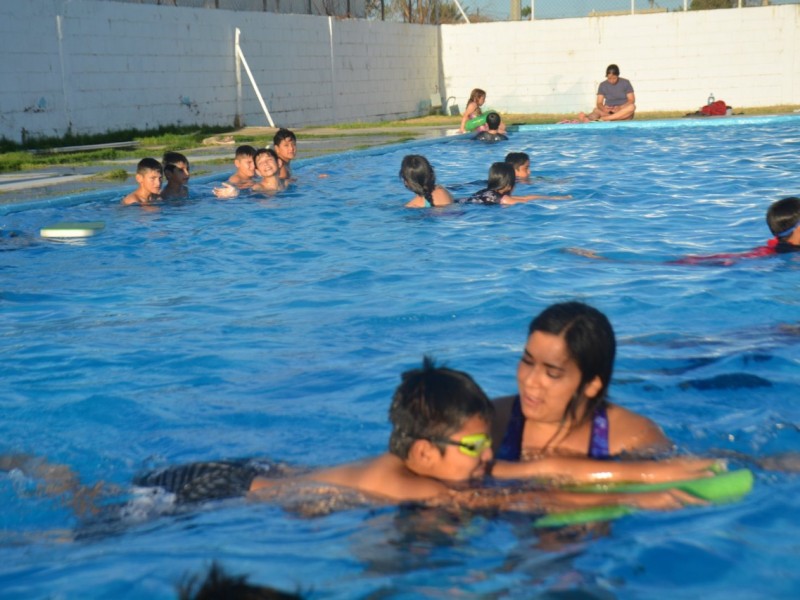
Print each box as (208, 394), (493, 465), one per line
(701, 100), (728, 116)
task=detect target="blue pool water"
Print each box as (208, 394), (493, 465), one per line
(1, 116), (799, 598)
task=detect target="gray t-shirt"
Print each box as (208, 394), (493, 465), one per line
(597, 78), (634, 107)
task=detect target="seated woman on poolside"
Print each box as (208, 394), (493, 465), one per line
(400, 155), (453, 208)
(214, 148), (285, 198)
(491, 301), (670, 471)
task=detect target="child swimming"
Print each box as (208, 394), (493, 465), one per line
(399, 155), (454, 208)
(459, 163), (563, 205)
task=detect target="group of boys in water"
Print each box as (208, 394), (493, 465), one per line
(121, 128), (297, 207)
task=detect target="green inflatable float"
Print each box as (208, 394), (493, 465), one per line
(534, 468), (754, 528)
(464, 111), (492, 132)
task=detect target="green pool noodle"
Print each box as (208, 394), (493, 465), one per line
(534, 468), (753, 528)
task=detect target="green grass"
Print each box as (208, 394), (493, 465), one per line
(89, 169), (129, 182)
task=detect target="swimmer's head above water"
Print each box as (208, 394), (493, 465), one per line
(388, 356), (494, 460)
(767, 196), (800, 245)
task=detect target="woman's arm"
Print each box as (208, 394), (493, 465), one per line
(491, 455), (722, 485)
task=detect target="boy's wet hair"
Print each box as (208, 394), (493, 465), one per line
(255, 147), (280, 165)
(234, 145), (257, 159)
(504, 152), (530, 171)
(487, 162), (515, 192)
(606, 64), (620, 76)
(766, 197), (800, 240)
(273, 128), (297, 145)
(528, 301), (615, 427)
(162, 151), (189, 169)
(399, 155), (436, 200)
(485, 112), (501, 130)
(136, 157), (163, 175)
(388, 356), (493, 459)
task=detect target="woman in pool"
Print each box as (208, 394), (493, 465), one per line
(400, 155), (453, 208)
(491, 301), (670, 469)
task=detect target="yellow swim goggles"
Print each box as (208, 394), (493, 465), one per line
(429, 433), (492, 457)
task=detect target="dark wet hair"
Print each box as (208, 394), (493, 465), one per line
(528, 301), (615, 428)
(177, 561), (301, 600)
(388, 356), (494, 459)
(273, 128), (297, 145)
(136, 157), (163, 175)
(485, 112), (501, 131)
(766, 197), (800, 240)
(162, 151), (189, 169)
(606, 64), (620, 76)
(399, 155), (437, 205)
(487, 162), (515, 193)
(504, 152), (530, 171)
(234, 145), (257, 159)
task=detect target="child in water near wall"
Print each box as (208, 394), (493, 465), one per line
(161, 151), (190, 200)
(400, 155), (454, 208)
(459, 88), (507, 134)
(121, 158), (163, 206)
(214, 148), (285, 199)
(473, 112), (508, 142)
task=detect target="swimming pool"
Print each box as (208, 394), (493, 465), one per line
(2, 115), (799, 598)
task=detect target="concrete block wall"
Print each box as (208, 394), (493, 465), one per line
(441, 5), (800, 114)
(0, 0), (439, 142)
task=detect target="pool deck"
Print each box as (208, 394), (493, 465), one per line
(0, 125), (461, 207)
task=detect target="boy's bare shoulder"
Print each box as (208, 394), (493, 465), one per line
(309, 453), (447, 502)
(121, 192), (140, 205)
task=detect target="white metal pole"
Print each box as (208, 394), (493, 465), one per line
(235, 28), (275, 128)
(451, 0), (470, 23)
(531, 0), (534, 20)
(235, 28), (242, 127)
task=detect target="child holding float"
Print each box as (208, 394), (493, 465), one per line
(459, 88), (507, 134)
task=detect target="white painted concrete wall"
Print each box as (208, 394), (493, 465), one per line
(1, 2), (798, 144)
(441, 6), (800, 114)
(0, 0), (439, 143)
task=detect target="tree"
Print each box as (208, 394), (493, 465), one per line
(689, 0), (735, 9)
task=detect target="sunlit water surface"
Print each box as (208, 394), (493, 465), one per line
(1, 116), (799, 598)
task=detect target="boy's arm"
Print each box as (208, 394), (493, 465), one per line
(491, 456), (722, 485)
(442, 486), (705, 513)
(505, 193), (572, 203)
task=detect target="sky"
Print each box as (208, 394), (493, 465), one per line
(470, 0), (796, 21)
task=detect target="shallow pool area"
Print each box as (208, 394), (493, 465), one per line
(2, 116), (800, 598)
